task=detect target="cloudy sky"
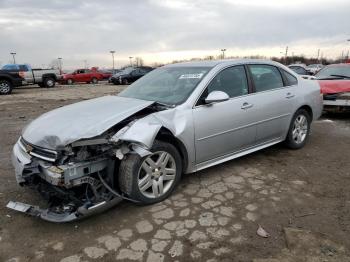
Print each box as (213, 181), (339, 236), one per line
(0, 0), (349, 69)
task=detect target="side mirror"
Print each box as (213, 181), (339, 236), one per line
(205, 91), (230, 104)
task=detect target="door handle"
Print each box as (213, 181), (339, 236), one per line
(241, 102), (253, 110)
(286, 92), (295, 99)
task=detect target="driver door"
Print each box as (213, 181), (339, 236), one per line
(193, 65), (257, 164)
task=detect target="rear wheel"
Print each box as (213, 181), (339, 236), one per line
(285, 109), (311, 149)
(119, 140), (182, 204)
(0, 79), (13, 95)
(43, 77), (55, 88)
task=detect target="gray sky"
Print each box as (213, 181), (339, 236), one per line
(0, 0), (349, 69)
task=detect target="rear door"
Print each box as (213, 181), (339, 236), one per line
(247, 64), (296, 144)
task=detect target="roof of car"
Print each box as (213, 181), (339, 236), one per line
(325, 63), (350, 67)
(165, 59), (281, 68)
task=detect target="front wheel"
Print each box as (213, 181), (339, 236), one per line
(0, 79), (13, 95)
(67, 79), (74, 85)
(119, 140), (182, 204)
(122, 79), (128, 85)
(285, 109), (311, 149)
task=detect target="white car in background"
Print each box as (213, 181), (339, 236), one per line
(307, 64), (324, 75)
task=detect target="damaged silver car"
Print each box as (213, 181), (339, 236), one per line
(8, 59), (323, 222)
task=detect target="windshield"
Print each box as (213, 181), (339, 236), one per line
(119, 66), (211, 105)
(121, 67), (133, 74)
(2, 64), (19, 71)
(316, 65), (350, 79)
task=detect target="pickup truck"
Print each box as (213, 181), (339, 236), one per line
(1, 64), (62, 89)
(0, 70), (23, 95)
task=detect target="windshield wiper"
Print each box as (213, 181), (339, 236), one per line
(153, 101), (175, 109)
(329, 74), (350, 79)
(317, 74), (350, 80)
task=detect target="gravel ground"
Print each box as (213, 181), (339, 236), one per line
(0, 83), (350, 262)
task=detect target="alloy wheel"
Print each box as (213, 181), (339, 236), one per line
(137, 151), (176, 199)
(0, 82), (10, 93)
(292, 115), (308, 144)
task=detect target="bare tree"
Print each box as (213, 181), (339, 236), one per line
(135, 57), (144, 67)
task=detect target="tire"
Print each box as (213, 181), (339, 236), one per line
(43, 77), (55, 88)
(67, 79), (74, 85)
(91, 78), (98, 84)
(0, 79), (13, 95)
(122, 79), (128, 85)
(285, 109), (311, 149)
(119, 140), (182, 204)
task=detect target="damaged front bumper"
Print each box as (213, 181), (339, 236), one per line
(8, 139), (123, 222)
(7, 197), (122, 223)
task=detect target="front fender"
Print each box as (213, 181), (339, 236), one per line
(111, 114), (163, 149)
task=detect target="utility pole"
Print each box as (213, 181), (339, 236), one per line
(10, 52), (16, 64)
(129, 56), (133, 67)
(341, 51), (344, 63)
(284, 46), (288, 65)
(58, 57), (62, 72)
(221, 49), (226, 59)
(110, 51), (115, 71)
(83, 60), (88, 69)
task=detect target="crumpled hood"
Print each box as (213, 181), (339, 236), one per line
(22, 96), (154, 150)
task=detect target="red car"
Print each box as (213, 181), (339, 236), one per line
(62, 69), (104, 85)
(91, 67), (112, 80)
(316, 63), (350, 112)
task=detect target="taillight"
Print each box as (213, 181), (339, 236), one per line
(19, 71), (25, 78)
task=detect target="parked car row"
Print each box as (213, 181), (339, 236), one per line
(288, 63), (324, 77)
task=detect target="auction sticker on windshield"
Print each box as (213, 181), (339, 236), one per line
(179, 73), (204, 79)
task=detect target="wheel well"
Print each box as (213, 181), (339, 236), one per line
(42, 74), (56, 81)
(155, 127), (188, 173)
(299, 105), (313, 121)
(0, 76), (12, 84)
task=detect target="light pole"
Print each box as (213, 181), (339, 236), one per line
(129, 56), (133, 67)
(83, 60), (88, 69)
(58, 57), (62, 72)
(220, 49), (226, 59)
(346, 39), (350, 62)
(10, 52), (16, 64)
(110, 51), (115, 71)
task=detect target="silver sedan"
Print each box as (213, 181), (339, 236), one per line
(8, 59), (323, 222)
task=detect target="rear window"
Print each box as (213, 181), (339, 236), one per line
(282, 70), (298, 86)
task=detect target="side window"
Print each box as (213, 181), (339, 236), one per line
(19, 65), (29, 71)
(282, 70), (298, 86)
(248, 65), (284, 92)
(206, 65), (249, 98)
